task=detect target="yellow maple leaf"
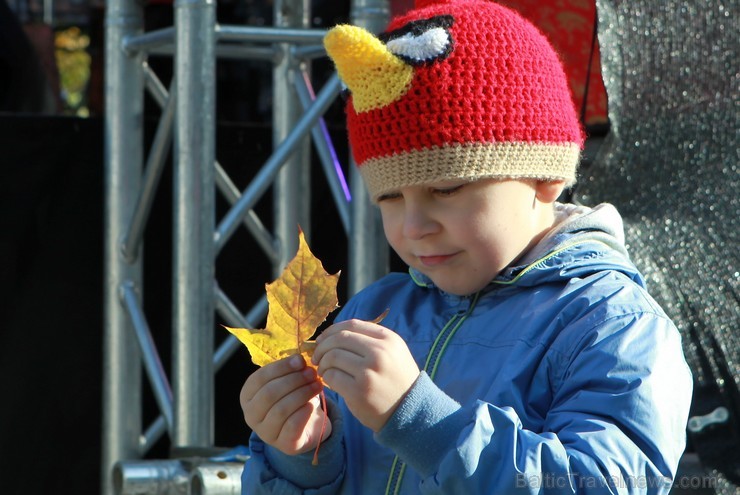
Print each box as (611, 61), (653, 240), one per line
(224, 228), (339, 465)
(224, 231), (387, 465)
(224, 228), (339, 368)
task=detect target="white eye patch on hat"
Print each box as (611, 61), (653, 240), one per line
(380, 15), (454, 66)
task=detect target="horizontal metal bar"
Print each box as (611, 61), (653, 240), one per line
(292, 44), (326, 61)
(214, 73), (342, 252)
(120, 282), (174, 434)
(190, 463), (244, 494)
(147, 43), (279, 61)
(113, 459), (243, 495)
(123, 26), (175, 54)
(213, 44), (278, 61)
(216, 24), (327, 43)
(113, 460), (189, 495)
(294, 69), (350, 233)
(214, 161), (280, 265)
(123, 24), (325, 58)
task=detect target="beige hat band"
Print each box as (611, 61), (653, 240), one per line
(359, 141), (581, 201)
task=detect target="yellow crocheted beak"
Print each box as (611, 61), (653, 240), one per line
(324, 25), (414, 113)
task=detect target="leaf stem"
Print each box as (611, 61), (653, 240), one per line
(312, 389), (329, 466)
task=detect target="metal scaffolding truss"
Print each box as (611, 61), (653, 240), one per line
(103, 0), (390, 493)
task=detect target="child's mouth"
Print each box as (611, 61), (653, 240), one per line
(418, 253), (456, 266)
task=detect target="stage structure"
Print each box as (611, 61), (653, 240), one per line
(103, 0), (390, 493)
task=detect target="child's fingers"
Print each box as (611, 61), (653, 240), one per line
(241, 355), (306, 401)
(242, 365), (319, 426)
(311, 320), (386, 365)
(256, 380), (323, 445)
(310, 320), (419, 432)
(315, 346), (366, 384)
(240, 355), (324, 449)
(238, 353), (331, 455)
(317, 318), (388, 342)
(274, 395), (330, 452)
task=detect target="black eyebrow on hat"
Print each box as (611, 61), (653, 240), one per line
(379, 14), (455, 43)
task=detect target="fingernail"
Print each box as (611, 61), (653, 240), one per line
(289, 355), (303, 369)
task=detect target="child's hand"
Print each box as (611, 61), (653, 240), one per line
(240, 355), (331, 456)
(312, 319), (420, 432)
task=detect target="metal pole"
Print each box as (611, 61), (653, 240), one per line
(102, 0), (144, 491)
(348, 0), (390, 295)
(113, 460), (189, 495)
(121, 283), (174, 432)
(294, 70), (351, 234)
(43, 0), (52, 26)
(189, 463), (244, 494)
(212, 74), (342, 252)
(216, 24), (326, 43)
(273, 0), (312, 274)
(172, 0), (216, 448)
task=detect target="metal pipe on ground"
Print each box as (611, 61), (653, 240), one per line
(113, 460), (189, 495)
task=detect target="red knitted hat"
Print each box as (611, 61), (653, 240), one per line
(324, 0), (584, 201)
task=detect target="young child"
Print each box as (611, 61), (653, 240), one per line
(239, 0), (693, 492)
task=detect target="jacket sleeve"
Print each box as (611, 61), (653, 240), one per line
(241, 397), (346, 494)
(375, 311), (693, 494)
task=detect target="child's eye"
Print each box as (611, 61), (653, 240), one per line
(377, 191), (402, 202)
(432, 185), (463, 196)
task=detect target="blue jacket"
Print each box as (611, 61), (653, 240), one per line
(242, 204), (693, 494)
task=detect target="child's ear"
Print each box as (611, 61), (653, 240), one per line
(535, 180), (566, 204)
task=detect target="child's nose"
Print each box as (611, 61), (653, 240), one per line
(402, 204), (439, 240)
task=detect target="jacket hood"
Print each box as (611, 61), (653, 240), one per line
(410, 202), (646, 294)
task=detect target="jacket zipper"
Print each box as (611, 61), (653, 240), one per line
(384, 292), (481, 495)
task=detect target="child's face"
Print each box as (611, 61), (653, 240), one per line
(377, 178), (552, 296)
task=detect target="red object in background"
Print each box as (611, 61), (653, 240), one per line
(390, 0), (608, 127)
